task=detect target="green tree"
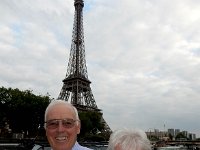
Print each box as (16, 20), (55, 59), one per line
(175, 132), (187, 140)
(168, 133), (173, 140)
(0, 86), (51, 138)
(78, 111), (106, 141)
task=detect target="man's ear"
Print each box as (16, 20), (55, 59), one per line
(77, 121), (81, 134)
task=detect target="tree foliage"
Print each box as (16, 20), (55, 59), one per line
(79, 111), (103, 135)
(78, 111), (107, 141)
(0, 86), (51, 137)
(175, 132), (187, 140)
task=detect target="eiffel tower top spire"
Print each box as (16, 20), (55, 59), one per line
(66, 0), (88, 80)
(74, 0), (84, 6)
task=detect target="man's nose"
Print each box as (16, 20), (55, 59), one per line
(57, 122), (65, 131)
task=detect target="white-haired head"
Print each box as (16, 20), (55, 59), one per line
(44, 99), (80, 128)
(107, 128), (151, 150)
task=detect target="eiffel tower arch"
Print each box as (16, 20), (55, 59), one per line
(58, 0), (111, 133)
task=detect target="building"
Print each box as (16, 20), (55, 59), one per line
(146, 128), (197, 141)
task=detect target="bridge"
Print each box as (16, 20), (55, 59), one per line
(167, 140), (200, 146)
(153, 140), (200, 149)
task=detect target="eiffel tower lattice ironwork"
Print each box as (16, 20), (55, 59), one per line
(58, 0), (111, 132)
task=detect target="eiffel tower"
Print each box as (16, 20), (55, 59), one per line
(58, 0), (111, 133)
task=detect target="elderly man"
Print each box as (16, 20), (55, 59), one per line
(44, 99), (92, 150)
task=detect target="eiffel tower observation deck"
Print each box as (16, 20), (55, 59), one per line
(58, 0), (111, 133)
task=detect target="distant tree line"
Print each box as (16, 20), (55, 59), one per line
(0, 86), (110, 141)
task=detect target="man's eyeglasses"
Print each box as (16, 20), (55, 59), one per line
(45, 118), (79, 129)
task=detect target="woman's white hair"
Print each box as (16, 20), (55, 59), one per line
(107, 128), (152, 150)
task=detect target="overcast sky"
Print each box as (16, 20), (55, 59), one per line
(0, 0), (200, 137)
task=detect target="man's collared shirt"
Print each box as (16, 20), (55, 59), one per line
(72, 142), (93, 150)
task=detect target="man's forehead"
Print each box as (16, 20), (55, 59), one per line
(50, 103), (73, 110)
(47, 104), (75, 117)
